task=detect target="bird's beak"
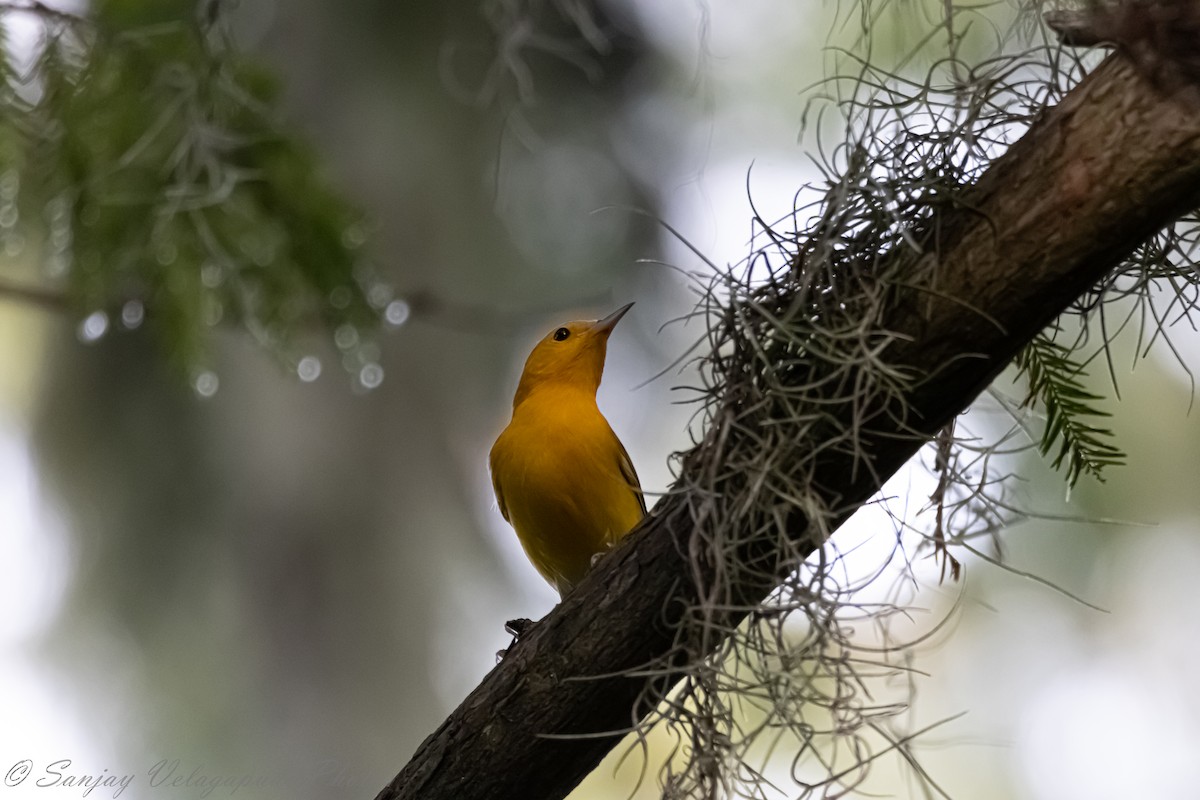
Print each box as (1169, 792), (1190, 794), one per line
(591, 302), (634, 336)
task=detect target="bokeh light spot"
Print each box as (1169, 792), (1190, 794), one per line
(385, 299), (410, 328)
(358, 362), (384, 390)
(334, 324), (359, 350)
(297, 356), (321, 382)
(120, 300), (144, 329)
(193, 371), (219, 398)
(77, 311), (108, 343)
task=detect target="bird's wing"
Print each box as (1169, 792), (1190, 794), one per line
(616, 439), (647, 516)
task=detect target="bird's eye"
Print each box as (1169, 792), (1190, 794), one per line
(553, 327), (570, 341)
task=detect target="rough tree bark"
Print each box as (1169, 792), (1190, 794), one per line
(375, 43), (1200, 800)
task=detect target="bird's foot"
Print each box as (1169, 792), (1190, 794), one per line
(496, 617), (534, 662)
(505, 617), (533, 637)
(590, 542), (616, 568)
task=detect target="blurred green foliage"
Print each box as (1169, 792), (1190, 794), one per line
(23, 2), (664, 797)
(2, 0), (381, 372)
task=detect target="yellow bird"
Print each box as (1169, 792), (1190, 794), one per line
(490, 303), (646, 598)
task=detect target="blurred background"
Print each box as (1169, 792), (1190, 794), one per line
(2, 1), (1200, 799)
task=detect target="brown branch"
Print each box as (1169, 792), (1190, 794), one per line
(375, 52), (1200, 800)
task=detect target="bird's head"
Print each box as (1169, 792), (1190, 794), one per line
(512, 302), (633, 408)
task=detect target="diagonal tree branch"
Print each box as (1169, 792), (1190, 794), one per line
(375, 48), (1200, 800)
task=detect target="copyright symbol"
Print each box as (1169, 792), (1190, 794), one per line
(5, 760), (32, 787)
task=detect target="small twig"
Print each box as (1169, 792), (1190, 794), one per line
(929, 421), (962, 584)
(405, 288), (614, 334)
(1044, 10), (1116, 48)
(0, 276), (618, 342)
(0, 277), (70, 311)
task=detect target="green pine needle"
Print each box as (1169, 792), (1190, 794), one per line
(1015, 333), (1125, 487)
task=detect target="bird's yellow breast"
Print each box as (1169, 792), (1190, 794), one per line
(489, 388), (644, 596)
